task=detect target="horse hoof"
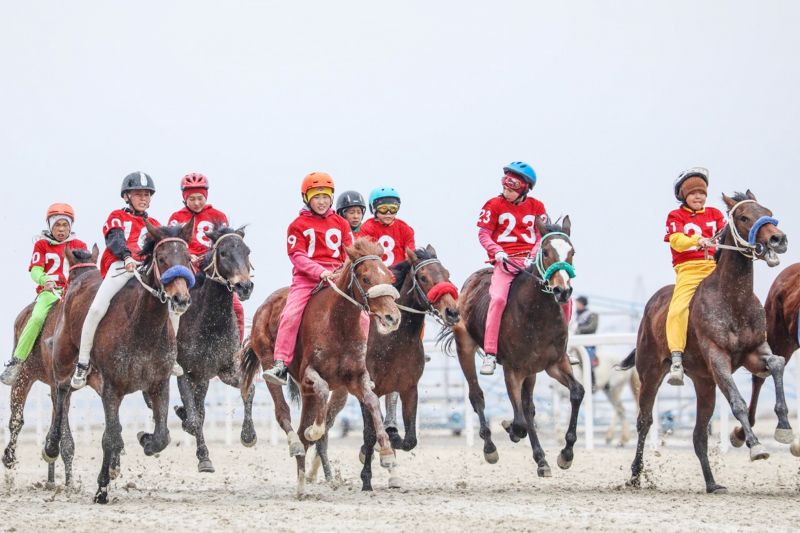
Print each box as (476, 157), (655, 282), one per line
(729, 428), (745, 448)
(557, 453), (573, 470)
(483, 450), (499, 464)
(749, 444), (769, 461)
(774, 428), (794, 444)
(289, 442), (305, 457)
(198, 459), (215, 473)
(2, 451), (17, 469)
(790, 439), (800, 457)
(304, 425), (324, 443)
(240, 432), (257, 448)
(41, 448), (58, 464)
(537, 465), (552, 478)
(388, 476), (403, 489)
(708, 485), (728, 495)
(379, 449), (396, 468)
(93, 488), (108, 504)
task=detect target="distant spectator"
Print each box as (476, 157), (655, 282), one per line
(574, 296), (599, 390)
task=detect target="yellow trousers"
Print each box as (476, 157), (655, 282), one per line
(666, 259), (717, 352)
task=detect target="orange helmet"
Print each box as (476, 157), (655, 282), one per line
(46, 203), (75, 223)
(301, 172), (335, 202)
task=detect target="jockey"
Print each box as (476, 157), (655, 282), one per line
(71, 172), (182, 389)
(1, 204), (88, 386)
(335, 190), (367, 233)
(262, 172), (359, 385)
(359, 187), (416, 267)
(168, 172), (245, 343)
(664, 167), (725, 386)
(476, 161), (548, 375)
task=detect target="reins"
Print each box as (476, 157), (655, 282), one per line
(503, 231), (576, 294)
(325, 254), (400, 316)
(708, 200), (780, 261)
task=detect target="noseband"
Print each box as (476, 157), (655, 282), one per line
(203, 232), (253, 292)
(135, 237), (195, 304)
(711, 200), (780, 260)
(533, 232), (576, 294)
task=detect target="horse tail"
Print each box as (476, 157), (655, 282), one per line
(239, 340), (261, 396)
(288, 376), (301, 407)
(436, 325), (456, 355)
(616, 349), (636, 371)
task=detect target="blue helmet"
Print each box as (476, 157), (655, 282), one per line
(503, 161), (537, 187)
(368, 186), (401, 213)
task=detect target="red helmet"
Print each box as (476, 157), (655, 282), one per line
(181, 173), (209, 190)
(46, 203), (75, 222)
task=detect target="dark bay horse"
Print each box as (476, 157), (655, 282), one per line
(43, 221), (196, 503)
(3, 245), (99, 486)
(306, 245), (461, 490)
(621, 191), (790, 494)
(441, 216), (584, 477)
(241, 238), (402, 496)
(170, 226), (255, 473)
(734, 262), (800, 457)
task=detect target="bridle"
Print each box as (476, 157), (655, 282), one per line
(709, 200), (779, 260)
(395, 258), (459, 325)
(504, 231), (576, 294)
(133, 237), (195, 304)
(203, 232), (253, 292)
(325, 254), (400, 317)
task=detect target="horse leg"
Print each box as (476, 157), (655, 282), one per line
(521, 375), (551, 477)
(266, 381), (303, 457)
(192, 380), (214, 473)
(175, 375), (199, 437)
(138, 379), (171, 456)
(359, 401), (378, 491)
(301, 367), (330, 443)
(219, 366), (257, 448)
(384, 392), (403, 449)
(295, 388), (321, 498)
(709, 352), (768, 461)
(43, 382), (70, 463)
(501, 370), (529, 443)
(546, 356), (585, 470)
(94, 391), (123, 504)
(759, 350), (793, 443)
(732, 375), (765, 447)
(629, 365), (663, 488)
(310, 388), (348, 483)
(60, 390), (76, 487)
(350, 373), (395, 470)
(606, 385), (628, 446)
(3, 372), (34, 469)
(692, 379), (726, 494)
(454, 327), (497, 463)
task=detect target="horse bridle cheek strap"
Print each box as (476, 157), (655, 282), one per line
(204, 232), (249, 290)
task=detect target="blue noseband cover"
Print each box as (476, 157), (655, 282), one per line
(161, 265), (196, 288)
(748, 216), (779, 246)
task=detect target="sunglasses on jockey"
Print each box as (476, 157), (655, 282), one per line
(501, 173), (530, 194)
(376, 204), (400, 215)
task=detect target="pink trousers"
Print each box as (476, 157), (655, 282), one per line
(484, 263), (573, 355)
(233, 293), (245, 343)
(274, 276), (370, 364)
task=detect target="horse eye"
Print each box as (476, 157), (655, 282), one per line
(362, 275), (370, 283)
(419, 275), (428, 283)
(543, 250), (549, 258)
(220, 251), (228, 258)
(739, 216), (749, 223)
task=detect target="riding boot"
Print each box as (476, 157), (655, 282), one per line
(0, 358), (22, 386)
(71, 362), (90, 389)
(480, 353), (497, 375)
(668, 351), (684, 386)
(263, 360), (289, 386)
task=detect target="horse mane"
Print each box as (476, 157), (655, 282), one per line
(199, 223), (246, 271)
(140, 224), (186, 267)
(725, 191), (749, 209)
(347, 237), (383, 260)
(391, 247), (436, 290)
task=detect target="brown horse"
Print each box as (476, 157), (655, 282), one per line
(241, 238), (402, 496)
(440, 216), (584, 477)
(621, 191), (790, 494)
(305, 245), (461, 491)
(43, 221), (195, 503)
(735, 262), (800, 456)
(2, 245), (99, 486)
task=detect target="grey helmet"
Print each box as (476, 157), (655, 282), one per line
(336, 190), (367, 216)
(121, 171), (156, 198)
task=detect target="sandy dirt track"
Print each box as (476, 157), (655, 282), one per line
(1, 433), (799, 532)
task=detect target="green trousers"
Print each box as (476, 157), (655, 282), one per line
(13, 290), (60, 361)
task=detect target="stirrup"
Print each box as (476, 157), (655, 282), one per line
(480, 354), (497, 376)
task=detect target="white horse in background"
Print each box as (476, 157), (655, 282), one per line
(560, 346), (641, 446)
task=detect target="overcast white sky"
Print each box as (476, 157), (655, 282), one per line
(2, 1), (799, 343)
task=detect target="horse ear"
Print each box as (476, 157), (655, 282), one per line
(235, 225), (246, 238)
(561, 215), (571, 236)
(425, 244), (437, 257)
(145, 219), (161, 240)
(91, 243), (100, 263)
(535, 216), (547, 238)
(64, 246), (76, 264)
(745, 189), (757, 201)
(345, 244), (357, 261)
(180, 217), (195, 244)
(721, 193), (736, 210)
(406, 247), (418, 263)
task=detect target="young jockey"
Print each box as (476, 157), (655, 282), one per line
(477, 161), (547, 375)
(664, 167), (725, 386)
(262, 172), (358, 385)
(335, 190), (367, 233)
(0, 204), (88, 386)
(359, 187), (416, 267)
(71, 172), (182, 389)
(168, 172), (245, 343)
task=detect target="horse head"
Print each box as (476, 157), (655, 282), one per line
(533, 215), (575, 304)
(142, 220), (195, 314)
(204, 225), (254, 301)
(344, 237), (401, 334)
(405, 245), (460, 326)
(721, 191), (787, 267)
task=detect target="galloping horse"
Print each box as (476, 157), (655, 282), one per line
(241, 238), (402, 495)
(735, 262), (800, 457)
(170, 226), (256, 473)
(441, 217), (584, 477)
(43, 222), (195, 503)
(622, 191), (790, 494)
(306, 245), (461, 490)
(3, 245), (99, 486)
